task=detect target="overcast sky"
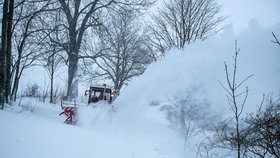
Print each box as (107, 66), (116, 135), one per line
(219, 0), (280, 32)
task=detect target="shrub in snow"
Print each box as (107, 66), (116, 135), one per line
(212, 95), (280, 158)
(23, 83), (39, 97)
(12, 97), (36, 113)
(243, 95), (280, 158)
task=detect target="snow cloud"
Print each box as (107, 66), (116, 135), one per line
(115, 21), (280, 118)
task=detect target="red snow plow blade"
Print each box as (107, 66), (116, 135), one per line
(59, 100), (78, 125)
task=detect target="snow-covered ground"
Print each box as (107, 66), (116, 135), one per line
(0, 98), (185, 158)
(1, 22), (279, 158)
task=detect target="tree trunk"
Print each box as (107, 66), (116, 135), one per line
(50, 54), (54, 103)
(11, 56), (25, 102)
(5, 0), (14, 103)
(50, 74), (53, 103)
(13, 76), (20, 101)
(0, 0), (9, 109)
(66, 53), (79, 100)
(11, 55), (20, 101)
(11, 76), (20, 101)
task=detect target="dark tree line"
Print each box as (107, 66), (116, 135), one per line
(1, 0), (225, 108)
(0, 0), (153, 106)
(1, 0), (55, 107)
(54, 0), (153, 100)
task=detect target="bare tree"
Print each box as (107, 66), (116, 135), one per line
(41, 50), (64, 103)
(36, 9), (65, 104)
(149, 0), (224, 54)
(40, 42), (64, 103)
(49, 0), (152, 100)
(216, 41), (253, 158)
(81, 9), (153, 92)
(10, 0), (53, 101)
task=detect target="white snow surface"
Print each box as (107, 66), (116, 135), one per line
(0, 99), (184, 158)
(1, 22), (280, 158)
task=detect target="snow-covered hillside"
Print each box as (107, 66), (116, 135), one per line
(1, 22), (279, 158)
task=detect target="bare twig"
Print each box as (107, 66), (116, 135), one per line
(217, 41), (253, 158)
(271, 32), (280, 46)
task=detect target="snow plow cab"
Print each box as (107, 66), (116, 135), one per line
(85, 84), (117, 104)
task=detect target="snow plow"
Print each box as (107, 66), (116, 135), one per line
(85, 84), (117, 104)
(59, 84), (117, 125)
